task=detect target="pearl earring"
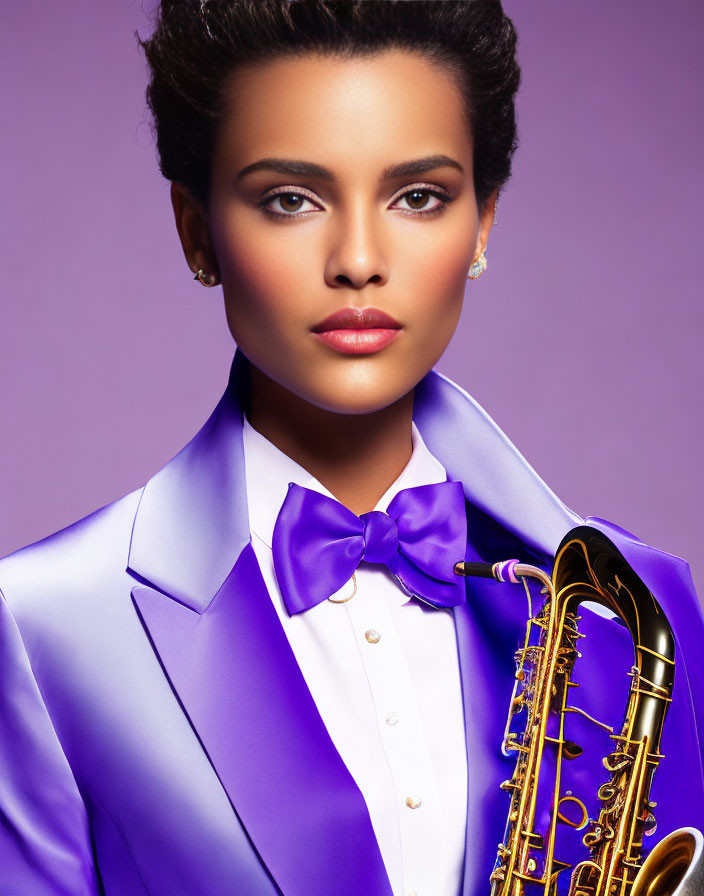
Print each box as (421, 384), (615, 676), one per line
(193, 268), (219, 288)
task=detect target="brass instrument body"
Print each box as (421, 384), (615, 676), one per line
(455, 525), (679, 896)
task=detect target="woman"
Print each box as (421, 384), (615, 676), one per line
(0, 2), (701, 895)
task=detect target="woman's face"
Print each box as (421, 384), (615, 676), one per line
(198, 49), (494, 414)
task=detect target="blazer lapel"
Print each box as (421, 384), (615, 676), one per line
(127, 351), (392, 896)
(130, 543), (392, 896)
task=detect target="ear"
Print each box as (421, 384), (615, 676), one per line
(471, 189), (499, 264)
(170, 182), (220, 279)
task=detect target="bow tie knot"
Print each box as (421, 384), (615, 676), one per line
(271, 478), (468, 615)
(359, 511), (398, 564)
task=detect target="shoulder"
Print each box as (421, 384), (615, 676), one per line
(0, 485), (144, 616)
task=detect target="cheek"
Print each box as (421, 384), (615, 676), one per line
(214, 220), (316, 341)
(406, 233), (471, 329)
(217, 232), (283, 308)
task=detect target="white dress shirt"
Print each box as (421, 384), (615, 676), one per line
(241, 414), (468, 896)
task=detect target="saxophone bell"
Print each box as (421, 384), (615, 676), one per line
(631, 827), (704, 896)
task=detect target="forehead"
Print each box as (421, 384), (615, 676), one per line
(214, 49), (472, 175)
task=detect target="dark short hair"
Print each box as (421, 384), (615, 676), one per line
(138, 0), (521, 211)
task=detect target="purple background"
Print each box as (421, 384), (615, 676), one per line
(1, 1), (702, 602)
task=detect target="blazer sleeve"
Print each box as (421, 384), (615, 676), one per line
(0, 586), (101, 895)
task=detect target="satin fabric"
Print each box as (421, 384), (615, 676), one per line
(272, 478), (468, 614)
(0, 346), (702, 895)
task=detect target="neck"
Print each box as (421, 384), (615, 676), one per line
(246, 363), (414, 517)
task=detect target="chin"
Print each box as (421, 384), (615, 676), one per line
(300, 378), (415, 416)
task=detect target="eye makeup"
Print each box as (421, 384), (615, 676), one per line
(256, 183), (456, 221)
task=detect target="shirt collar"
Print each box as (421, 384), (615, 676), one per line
(242, 414), (448, 551)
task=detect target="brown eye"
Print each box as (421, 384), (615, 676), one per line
(393, 187), (450, 215)
(260, 190), (320, 217)
(278, 193), (305, 212)
(406, 190), (431, 210)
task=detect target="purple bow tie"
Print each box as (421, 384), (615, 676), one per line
(272, 479), (468, 615)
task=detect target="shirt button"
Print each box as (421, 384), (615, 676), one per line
(386, 711), (399, 726)
(365, 629), (381, 643)
(405, 796), (422, 809)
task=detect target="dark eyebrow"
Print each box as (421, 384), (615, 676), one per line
(235, 154), (464, 182)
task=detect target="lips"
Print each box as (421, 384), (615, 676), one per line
(311, 306), (401, 332)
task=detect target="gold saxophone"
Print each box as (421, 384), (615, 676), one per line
(454, 524), (703, 896)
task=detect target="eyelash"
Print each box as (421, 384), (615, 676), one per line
(257, 183), (454, 220)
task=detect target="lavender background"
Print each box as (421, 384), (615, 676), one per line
(1, 1), (702, 602)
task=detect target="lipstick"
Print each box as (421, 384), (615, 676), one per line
(311, 307), (402, 355)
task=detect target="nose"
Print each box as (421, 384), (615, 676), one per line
(324, 201), (390, 289)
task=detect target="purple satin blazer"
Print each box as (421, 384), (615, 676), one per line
(1, 347), (702, 895)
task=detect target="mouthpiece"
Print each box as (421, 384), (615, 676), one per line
(453, 559), (522, 583)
